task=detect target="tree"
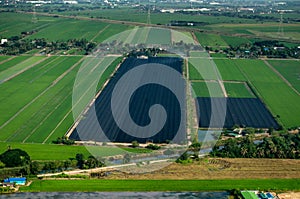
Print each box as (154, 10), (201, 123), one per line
(0, 149), (30, 167)
(123, 153), (131, 164)
(75, 153), (84, 169)
(131, 140), (139, 148)
(30, 161), (40, 175)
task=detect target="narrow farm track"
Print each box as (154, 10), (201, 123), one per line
(90, 24), (111, 42)
(0, 56), (49, 84)
(264, 60), (300, 96)
(21, 90), (72, 143)
(0, 56), (15, 65)
(0, 57), (85, 137)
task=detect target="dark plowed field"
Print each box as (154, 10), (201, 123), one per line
(196, 97), (279, 129)
(70, 57), (186, 143)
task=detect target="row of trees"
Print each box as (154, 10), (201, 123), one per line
(0, 35), (97, 55)
(0, 148), (105, 178)
(211, 40), (300, 59)
(211, 133), (300, 159)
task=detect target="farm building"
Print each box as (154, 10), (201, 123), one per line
(3, 177), (26, 185)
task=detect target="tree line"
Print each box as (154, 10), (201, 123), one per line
(210, 133), (300, 159)
(0, 34), (97, 55)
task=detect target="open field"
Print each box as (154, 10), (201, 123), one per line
(214, 59), (246, 81)
(267, 60), (300, 93)
(104, 158), (300, 180)
(221, 35), (251, 47)
(70, 57), (186, 143)
(192, 81), (224, 98)
(188, 58), (218, 80)
(0, 55), (121, 144)
(233, 59), (300, 127)
(0, 12), (131, 43)
(224, 82), (255, 98)
(0, 56), (30, 73)
(0, 142), (150, 160)
(195, 32), (228, 47)
(20, 178), (300, 192)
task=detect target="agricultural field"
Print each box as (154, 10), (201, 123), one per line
(0, 12), (131, 44)
(70, 57), (186, 143)
(20, 178), (300, 192)
(191, 81), (224, 98)
(224, 82), (255, 98)
(146, 28), (171, 45)
(267, 60), (300, 93)
(195, 32), (228, 48)
(0, 55), (121, 144)
(233, 59), (300, 127)
(188, 58), (219, 80)
(196, 97), (279, 128)
(214, 59), (246, 81)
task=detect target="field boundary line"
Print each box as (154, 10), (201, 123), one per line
(64, 57), (122, 140)
(263, 60), (300, 96)
(0, 57), (85, 134)
(42, 58), (108, 143)
(0, 56), (16, 65)
(90, 24), (110, 42)
(0, 56), (49, 84)
(21, 90), (72, 143)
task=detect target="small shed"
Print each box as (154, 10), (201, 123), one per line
(3, 177), (26, 185)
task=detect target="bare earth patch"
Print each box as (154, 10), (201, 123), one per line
(103, 158), (300, 180)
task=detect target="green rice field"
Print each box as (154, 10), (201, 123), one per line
(20, 179), (300, 192)
(0, 55), (120, 144)
(267, 60), (300, 93)
(224, 82), (255, 98)
(192, 81), (224, 98)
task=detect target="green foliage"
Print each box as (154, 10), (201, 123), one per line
(131, 141), (139, 148)
(0, 149), (30, 167)
(52, 136), (75, 145)
(146, 144), (161, 150)
(123, 153), (131, 164)
(211, 133), (300, 159)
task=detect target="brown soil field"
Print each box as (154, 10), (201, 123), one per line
(103, 158), (300, 180)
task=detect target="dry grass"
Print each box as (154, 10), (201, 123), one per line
(103, 158), (300, 180)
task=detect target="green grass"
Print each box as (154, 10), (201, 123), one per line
(195, 32), (228, 47)
(0, 142), (150, 160)
(192, 82), (224, 97)
(0, 142), (91, 160)
(94, 23), (132, 43)
(188, 58), (218, 80)
(146, 28), (171, 45)
(171, 30), (194, 44)
(267, 60), (300, 93)
(0, 56), (30, 73)
(20, 179), (300, 192)
(221, 35), (251, 47)
(214, 59), (246, 81)
(0, 12), (57, 38)
(224, 82), (255, 98)
(234, 59), (300, 127)
(26, 19), (109, 42)
(0, 56), (45, 81)
(189, 51), (209, 58)
(0, 56), (82, 142)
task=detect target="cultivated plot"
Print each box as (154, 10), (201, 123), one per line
(267, 60), (300, 93)
(233, 59), (300, 127)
